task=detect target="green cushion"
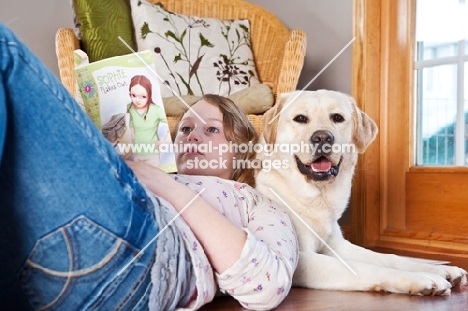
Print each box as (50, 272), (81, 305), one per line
(73, 0), (137, 62)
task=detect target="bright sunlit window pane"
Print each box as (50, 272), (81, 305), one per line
(416, 65), (458, 165)
(415, 0), (468, 166)
(418, 42), (458, 61)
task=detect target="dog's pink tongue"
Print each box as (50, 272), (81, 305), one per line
(311, 157), (332, 172)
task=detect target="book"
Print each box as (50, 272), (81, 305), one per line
(74, 50), (177, 173)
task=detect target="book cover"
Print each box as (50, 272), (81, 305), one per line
(74, 50), (177, 173)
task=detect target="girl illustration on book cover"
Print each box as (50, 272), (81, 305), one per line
(127, 75), (170, 168)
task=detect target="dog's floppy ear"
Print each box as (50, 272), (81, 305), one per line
(262, 93), (288, 145)
(349, 96), (378, 153)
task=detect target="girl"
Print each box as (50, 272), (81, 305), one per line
(0, 23), (297, 311)
(127, 75), (169, 168)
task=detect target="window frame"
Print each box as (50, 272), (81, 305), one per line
(414, 37), (467, 166)
(350, 0), (468, 257)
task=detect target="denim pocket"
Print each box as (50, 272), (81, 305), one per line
(18, 215), (142, 310)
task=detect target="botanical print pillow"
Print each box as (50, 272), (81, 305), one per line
(130, 0), (260, 98)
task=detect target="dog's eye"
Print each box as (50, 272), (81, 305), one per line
(293, 115), (308, 124)
(331, 113), (345, 123)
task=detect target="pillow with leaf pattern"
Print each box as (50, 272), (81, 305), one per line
(130, 0), (261, 98)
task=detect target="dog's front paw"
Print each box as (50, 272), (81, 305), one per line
(386, 272), (452, 296)
(429, 265), (467, 287)
(446, 266), (467, 287)
(418, 273), (452, 296)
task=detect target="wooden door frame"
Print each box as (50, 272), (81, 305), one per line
(351, 0), (385, 247)
(351, 0), (415, 247)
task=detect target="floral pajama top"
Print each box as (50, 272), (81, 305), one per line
(170, 174), (299, 310)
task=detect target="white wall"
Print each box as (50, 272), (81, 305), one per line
(0, 0), (353, 93)
(0, 0), (75, 77)
(248, 0), (353, 93)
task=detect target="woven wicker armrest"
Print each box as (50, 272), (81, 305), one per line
(55, 28), (80, 98)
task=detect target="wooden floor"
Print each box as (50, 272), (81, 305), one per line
(200, 249), (468, 310)
(200, 286), (468, 311)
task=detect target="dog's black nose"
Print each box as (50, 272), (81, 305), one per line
(310, 130), (335, 156)
(310, 130), (334, 145)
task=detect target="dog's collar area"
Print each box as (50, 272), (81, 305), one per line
(295, 155), (342, 181)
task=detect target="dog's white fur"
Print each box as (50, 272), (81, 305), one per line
(255, 90), (467, 295)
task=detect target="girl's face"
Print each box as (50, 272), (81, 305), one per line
(130, 84), (149, 109)
(175, 100), (236, 179)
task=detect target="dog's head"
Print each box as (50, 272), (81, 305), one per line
(261, 90), (378, 183)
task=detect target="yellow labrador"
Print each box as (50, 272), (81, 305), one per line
(255, 90), (467, 295)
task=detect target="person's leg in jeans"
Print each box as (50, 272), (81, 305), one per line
(0, 23), (160, 310)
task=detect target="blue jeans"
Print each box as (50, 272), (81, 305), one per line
(0, 23), (191, 310)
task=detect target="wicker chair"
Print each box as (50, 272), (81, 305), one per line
(55, 0), (307, 133)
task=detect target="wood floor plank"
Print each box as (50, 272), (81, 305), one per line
(200, 285), (468, 310)
(200, 250), (468, 310)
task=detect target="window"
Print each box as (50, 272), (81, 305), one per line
(414, 0), (468, 166)
(351, 0), (468, 258)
